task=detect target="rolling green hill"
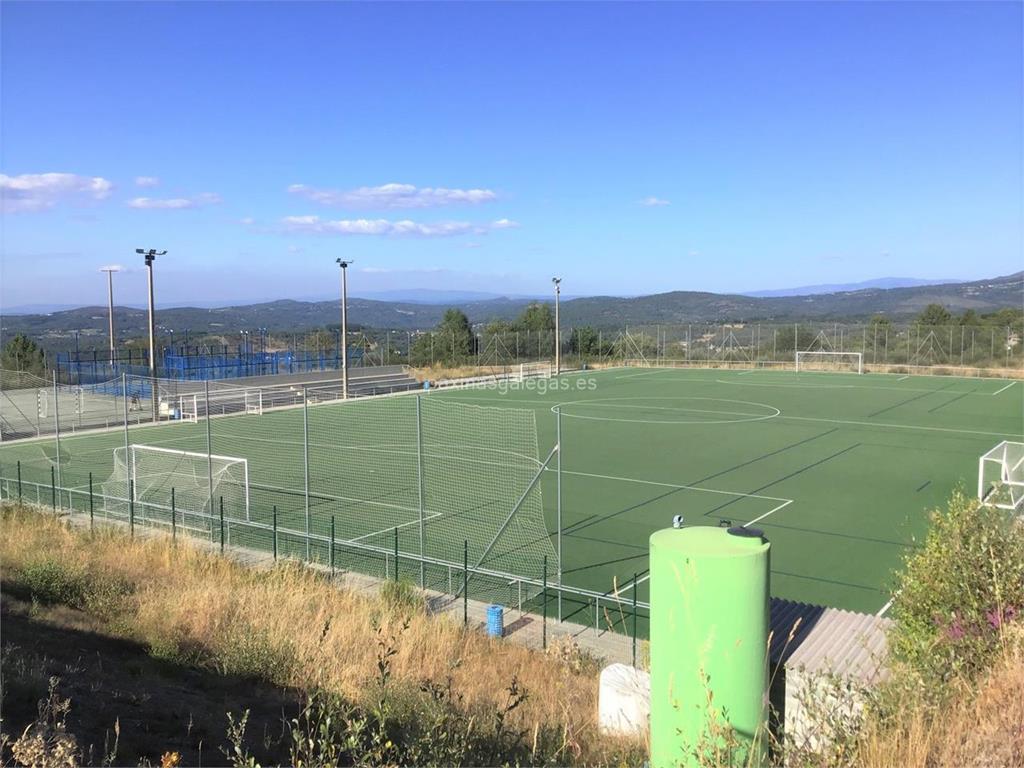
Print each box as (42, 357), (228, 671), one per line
(2, 272), (1020, 345)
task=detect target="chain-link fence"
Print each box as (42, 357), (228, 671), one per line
(1, 374), (561, 603)
(574, 322), (1023, 373)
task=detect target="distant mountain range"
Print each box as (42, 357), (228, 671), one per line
(743, 277), (960, 298)
(2, 273), (1020, 343)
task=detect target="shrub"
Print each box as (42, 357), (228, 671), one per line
(14, 558), (133, 618)
(17, 559), (89, 608)
(379, 578), (424, 617)
(888, 490), (1024, 694)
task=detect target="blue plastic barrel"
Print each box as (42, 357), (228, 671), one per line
(486, 604), (504, 637)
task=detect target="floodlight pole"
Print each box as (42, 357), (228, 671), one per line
(100, 267), (119, 364)
(337, 259), (353, 399)
(552, 277), (562, 375)
(137, 248), (166, 422)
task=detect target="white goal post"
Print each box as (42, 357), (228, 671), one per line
(978, 441), (1024, 512)
(245, 389), (263, 415)
(103, 444), (250, 521)
(795, 351), (863, 374)
(178, 394), (199, 423)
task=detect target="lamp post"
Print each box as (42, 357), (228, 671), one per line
(336, 259), (353, 399)
(100, 266), (120, 365)
(552, 277), (562, 376)
(137, 248), (166, 421)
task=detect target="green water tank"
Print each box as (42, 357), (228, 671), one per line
(649, 525), (770, 768)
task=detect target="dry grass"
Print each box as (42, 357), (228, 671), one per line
(854, 626), (1024, 768)
(0, 505), (636, 763)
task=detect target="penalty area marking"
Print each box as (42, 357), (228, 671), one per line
(558, 467), (793, 511)
(993, 381), (1018, 396)
(876, 595), (896, 617)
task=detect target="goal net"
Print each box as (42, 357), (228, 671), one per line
(179, 394), (199, 423)
(978, 441), (1024, 512)
(795, 351), (863, 374)
(517, 361), (553, 380)
(245, 389), (263, 415)
(102, 444), (250, 522)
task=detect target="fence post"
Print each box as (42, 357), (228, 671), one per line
(89, 472), (94, 530)
(17, 461), (22, 502)
(51, 466), (56, 511)
(330, 515), (335, 577)
(463, 539), (469, 627)
(416, 395), (426, 588)
(129, 478), (135, 536)
(303, 387), (311, 561)
(393, 526), (399, 581)
(632, 572), (638, 668)
(171, 487), (176, 541)
(272, 506), (278, 561)
(542, 556), (548, 650)
(52, 371), (62, 490)
(219, 496), (225, 552)
(556, 407), (563, 622)
(204, 380), (213, 542)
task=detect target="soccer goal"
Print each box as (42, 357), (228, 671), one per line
(178, 394), (199, 423)
(244, 389), (263, 415)
(795, 351), (863, 374)
(102, 444), (250, 522)
(978, 441), (1024, 512)
(518, 361), (553, 380)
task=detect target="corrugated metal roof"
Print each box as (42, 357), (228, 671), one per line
(769, 598), (892, 684)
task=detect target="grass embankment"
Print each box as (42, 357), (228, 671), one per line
(0, 505), (642, 765)
(782, 490), (1024, 768)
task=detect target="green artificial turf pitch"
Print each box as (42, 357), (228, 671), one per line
(2, 367), (1021, 617)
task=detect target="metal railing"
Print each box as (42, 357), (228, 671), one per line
(0, 472), (649, 664)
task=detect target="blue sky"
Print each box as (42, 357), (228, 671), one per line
(1, 1), (1021, 308)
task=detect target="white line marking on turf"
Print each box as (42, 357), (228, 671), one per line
(614, 369), (688, 380)
(993, 381), (1018, 396)
(348, 511), (445, 544)
(897, 375), (910, 381)
(876, 596), (896, 617)
(744, 498), (793, 526)
(611, 572), (651, 596)
(780, 414), (1021, 438)
(559, 468), (792, 503)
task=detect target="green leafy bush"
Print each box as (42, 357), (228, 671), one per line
(15, 558), (133, 617)
(889, 490), (1024, 692)
(17, 559), (89, 608)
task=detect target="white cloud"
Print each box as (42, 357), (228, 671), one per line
(282, 216), (468, 237)
(135, 176), (160, 187)
(239, 216), (255, 225)
(282, 215), (517, 238)
(287, 182), (497, 210)
(490, 218), (520, 229)
(639, 196), (671, 207)
(0, 172), (113, 213)
(127, 192), (222, 210)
